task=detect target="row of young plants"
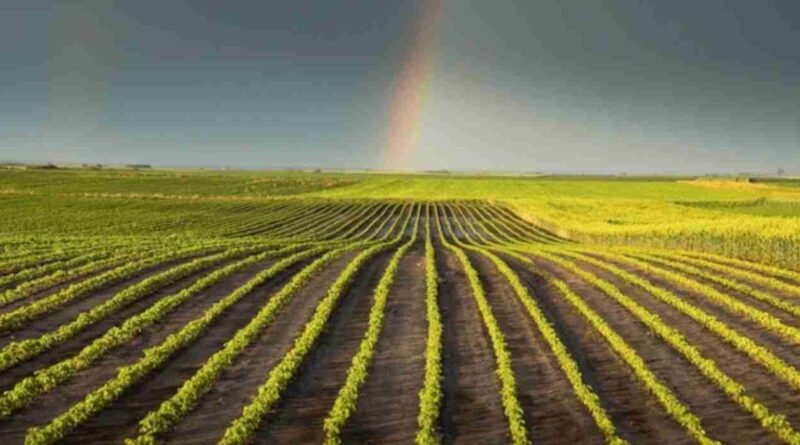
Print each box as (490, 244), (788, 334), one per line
(666, 252), (800, 297)
(0, 244), (285, 372)
(21, 246), (325, 445)
(123, 246), (350, 443)
(221, 201), (302, 237)
(339, 203), (394, 242)
(546, 277), (717, 444)
(470, 204), (525, 244)
(0, 244), (234, 333)
(529, 249), (800, 444)
(0, 250), (113, 289)
(471, 206), (800, 437)
(125, 206), (409, 443)
(415, 205), (444, 445)
(636, 253), (800, 317)
(445, 252), (626, 443)
(0, 245), (308, 420)
(554, 248), (800, 393)
(265, 203), (352, 239)
(322, 206), (421, 444)
(434, 206), (529, 445)
(459, 205), (800, 443)
(321, 203), (385, 241)
(447, 204), (628, 444)
(0, 250), (91, 278)
(214, 207), (414, 445)
(600, 252), (800, 347)
(680, 251), (800, 284)
(482, 203), (563, 244)
(0, 252), (139, 307)
(304, 203), (382, 242)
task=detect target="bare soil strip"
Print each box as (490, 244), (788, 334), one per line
(502, 254), (694, 444)
(338, 244), (428, 444)
(636, 255), (800, 329)
(0, 257), (295, 443)
(251, 250), (395, 444)
(595, 254), (800, 373)
(542, 256), (781, 445)
(0, 258), (247, 391)
(0, 256), (198, 339)
(470, 252), (604, 444)
(577, 257), (800, 432)
(436, 246), (507, 444)
(161, 252), (361, 444)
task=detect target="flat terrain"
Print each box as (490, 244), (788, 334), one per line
(1, 170), (799, 444)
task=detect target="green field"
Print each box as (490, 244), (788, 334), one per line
(2, 168), (798, 267)
(1, 167), (800, 444)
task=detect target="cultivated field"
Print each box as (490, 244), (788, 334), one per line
(1, 169), (800, 444)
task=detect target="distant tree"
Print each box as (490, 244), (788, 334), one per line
(777, 168), (786, 177)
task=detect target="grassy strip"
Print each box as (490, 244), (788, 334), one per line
(214, 207), (413, 445)
(530, 249), (800, 444)
(556, 249), (800, 392)
(548, 278), (717, 444)
(0, 252), (138, 307)
(678, 251), (800, 283)
(435, 205), (529, 445)
(0, 251), (111, 289)
(0, 246), (277, 372)
(0, 247), (303, 420)
(602, 252), (800, 347)
(22, 247), (321, 445)
(416, 204), (444, 445)
(322, 206), (421, 444)
(0, 244), (228, 333)
(637, 253), (800, 317)
(448, 205), (627, 444)
(668, 252), (800, 297)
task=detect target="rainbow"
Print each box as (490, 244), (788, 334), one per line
(382, 0), (443, 171)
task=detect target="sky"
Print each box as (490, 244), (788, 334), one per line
(1, 0), (798, 174)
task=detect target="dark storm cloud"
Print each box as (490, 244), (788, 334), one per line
(418, 0), (799, 173)
(1, 0), (798, 173)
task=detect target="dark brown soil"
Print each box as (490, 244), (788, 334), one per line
(0, 254), (206, 341)
(0, 205), (795, 445)
(534, 254), (781, 445)
(161, 251), (362, 444)
(0, 256), (247, 392)
(338, 243), (428, 444)
(56, 257), (312, 444)
(252, 248), (396, 444)
(437, 248), (507, 444)
(575, 255), (800, 438)
(468, 252), (604, 444)
(500, 253), (694, 444)
(0, 256), (300, 443)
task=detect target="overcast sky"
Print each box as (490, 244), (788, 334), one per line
(2, 0), (798, 174)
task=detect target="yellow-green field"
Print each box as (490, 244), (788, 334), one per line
(1, 168), (800, 444)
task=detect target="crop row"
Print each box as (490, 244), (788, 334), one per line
(0, 243), (252, 333)
(215, 205), (414, 445)
(415, 204), (444, 445)
(434, 206), (529, 445)
(530, 249), (800, 444)
(322, 206), (421, 444)
(0, 245), (310, 421)
(444, 205), (627, 444)
(450, 201), (800, 443)
(22, 245), (326, 445)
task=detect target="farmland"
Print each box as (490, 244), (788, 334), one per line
(1, 169), (800, 444)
